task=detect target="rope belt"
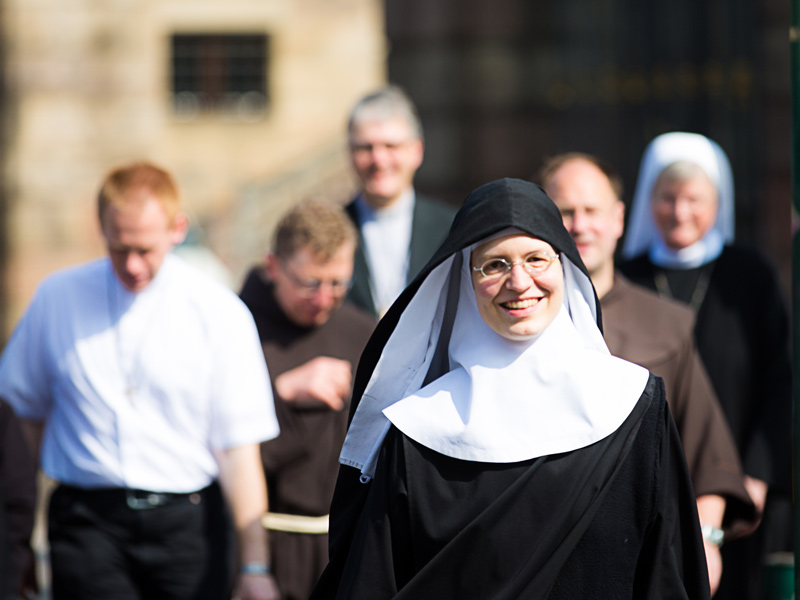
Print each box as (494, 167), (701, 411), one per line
(262, 512), (329, 534)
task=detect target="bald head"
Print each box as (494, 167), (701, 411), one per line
(540, 155), (625, 297)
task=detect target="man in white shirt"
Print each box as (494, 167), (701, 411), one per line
(344, 86), (456, 318)
(0, 163), (280, 600)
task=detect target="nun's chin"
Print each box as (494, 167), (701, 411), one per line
(488, 313), (557, 341)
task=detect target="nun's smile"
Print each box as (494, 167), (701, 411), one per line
(471, 233), (563, 341)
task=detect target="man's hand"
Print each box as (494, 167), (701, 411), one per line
(743, 475), (768, 516)
(274, 357), (353, 410)
(732, 475), (768, 539)
(233, 572), (280, 600)
(696, 494), (725, 596)
(215, 445), (274, 600)
(704, 539), (722, 597)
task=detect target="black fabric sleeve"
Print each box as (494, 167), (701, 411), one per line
(310, 430), (407, 600)
(633, 398), (710, 599)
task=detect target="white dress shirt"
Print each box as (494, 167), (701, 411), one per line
(0, 254), (278, 492)
(355, 190), (415, 316)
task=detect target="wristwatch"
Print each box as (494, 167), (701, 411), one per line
(701, 524), (724, 547)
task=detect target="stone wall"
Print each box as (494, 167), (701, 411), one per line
(2, 0), (386, 329)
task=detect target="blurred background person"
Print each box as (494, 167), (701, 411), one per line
(0, 163), (279, 600)
(620, 132), (792, 600)
(539, 152), (756, 595)
(345, 86), (457, 318)
(239, 199), (375, 600)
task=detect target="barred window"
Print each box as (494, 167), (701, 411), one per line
(171, 33), (268, 120)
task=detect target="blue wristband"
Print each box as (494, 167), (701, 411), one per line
(701, 524), (724, 547)
(241, 562), (271, 575)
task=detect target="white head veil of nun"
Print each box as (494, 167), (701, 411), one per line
(621, 132), (735, 268)
(340, 178), (649, 481)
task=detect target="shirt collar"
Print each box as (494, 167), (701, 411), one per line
(355, 188), (415, 223)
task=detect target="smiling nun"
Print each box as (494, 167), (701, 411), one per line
(311, 178), (710, 600)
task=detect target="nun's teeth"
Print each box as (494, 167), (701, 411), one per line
(505, 299), (538, 309)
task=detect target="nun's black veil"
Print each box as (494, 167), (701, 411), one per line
(349, 178), (599, 422)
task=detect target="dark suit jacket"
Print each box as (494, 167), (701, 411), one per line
(345, 193), (457, 317)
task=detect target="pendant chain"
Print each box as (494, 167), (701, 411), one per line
(653, 268), (711, 313)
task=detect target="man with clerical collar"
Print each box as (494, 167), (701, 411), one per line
(239, 199), (375, 600)
(539, 153), (756, 596)
(345, 86), (457, 318)
(0, 162), (279, 599)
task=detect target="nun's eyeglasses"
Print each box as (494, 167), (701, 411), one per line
(472, 253), (560, 280)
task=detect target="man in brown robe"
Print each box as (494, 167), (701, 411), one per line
(539, 153), (755, 596)
(239, 200), (376, 600)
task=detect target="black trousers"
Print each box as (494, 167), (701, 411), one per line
(48, 482), (234, 600)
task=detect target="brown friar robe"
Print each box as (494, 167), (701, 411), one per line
(239, 268), (376, 600)
(601, 272), (754, 531)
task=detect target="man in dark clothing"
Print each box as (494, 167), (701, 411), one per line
(345, 86), (456, 318)
(0, 400), (36, 600)
(540, 153), (756, 596)
(240, 199), (376, 600)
